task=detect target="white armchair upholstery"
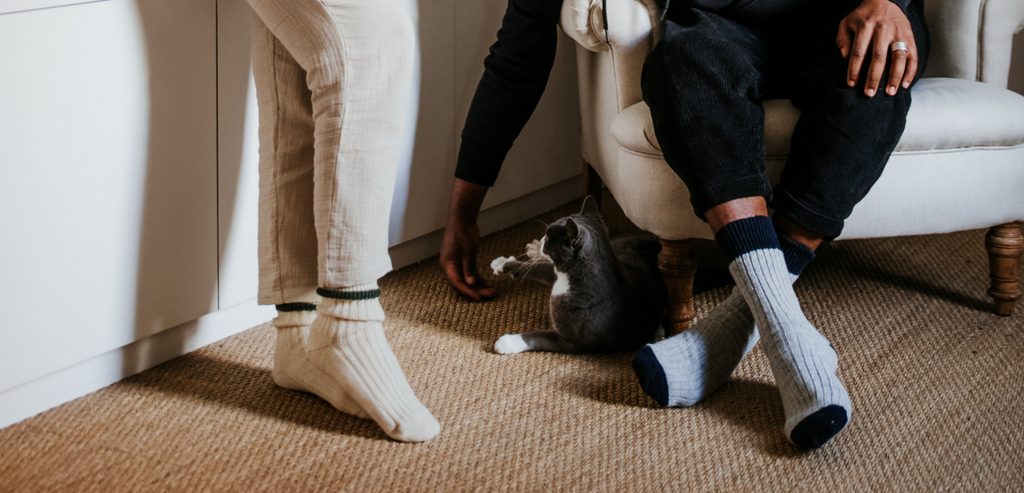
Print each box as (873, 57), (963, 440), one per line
(560, 0), (1024, 333)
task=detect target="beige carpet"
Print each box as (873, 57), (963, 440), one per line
(2, 196), (1022, 492)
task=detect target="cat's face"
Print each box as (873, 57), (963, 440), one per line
(540, 197), (606, 266)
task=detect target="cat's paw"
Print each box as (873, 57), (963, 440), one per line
(525, 239), (543, 259)
(494, 334), (529, 355)
(490, 256), (515, 275)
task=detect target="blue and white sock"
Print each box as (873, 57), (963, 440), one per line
(632, 232), (815, 407)
(717, 216), (850, 449)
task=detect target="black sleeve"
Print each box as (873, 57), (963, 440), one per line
(888, 0), (912, 16)
(455, 0), (563, 187)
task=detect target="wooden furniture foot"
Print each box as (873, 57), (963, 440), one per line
(584, 161), (602, 208)
(986, 222), (1023, 316)
(658, 238), (698, 336)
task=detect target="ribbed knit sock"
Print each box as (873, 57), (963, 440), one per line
(718, 216), (850, 449)
(275, 283), (440, 442)
(632, 233), (814, 407)
(272, 302), (370, 419)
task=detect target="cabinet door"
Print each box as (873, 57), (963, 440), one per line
(0, 0), (218, 392)
(217, 0), (262, 309)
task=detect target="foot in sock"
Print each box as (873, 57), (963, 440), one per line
(272, 306), (370, 419)
(272, 284), (441, 442)
(718, 216), (851, 449)
(631, 231), (813, 407)
(632, 287), (758, 407)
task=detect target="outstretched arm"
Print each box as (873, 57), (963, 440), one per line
(455, 0), (563, 187)
(441, 179), (496, 301)
(442, 0), (562, 300)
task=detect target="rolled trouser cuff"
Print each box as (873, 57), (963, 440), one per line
(688, 173), (774, 222)
(771, 189), (846, 241)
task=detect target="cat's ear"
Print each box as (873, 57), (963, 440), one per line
(565, 218), (580, 245)
(580, 196), (601, 217)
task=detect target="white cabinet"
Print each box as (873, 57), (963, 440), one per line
(0, 0), (218, 393)
(0, 0), (579, 427)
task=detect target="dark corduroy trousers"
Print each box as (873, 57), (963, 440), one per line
(641, 0), (930, 239)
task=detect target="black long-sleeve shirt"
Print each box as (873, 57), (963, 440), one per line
(455, 0), (919, 187)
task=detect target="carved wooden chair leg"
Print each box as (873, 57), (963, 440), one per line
(584, 161), (603, 208)
(658, 238), (698, 336)
(986, 222), (1023, 316)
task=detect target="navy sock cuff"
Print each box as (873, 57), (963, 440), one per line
(714, 216), (780, 262)
(777, 233), (815, 276)
(276, 302), (318, 313)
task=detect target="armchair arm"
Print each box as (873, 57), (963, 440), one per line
(924, 0), (1024, 87)
(560, 0), (662, 53)
(559, 0), (661, 113)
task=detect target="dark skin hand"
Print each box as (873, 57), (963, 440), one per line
(837, 0), (918, 97)
(440, 178), (497, 301)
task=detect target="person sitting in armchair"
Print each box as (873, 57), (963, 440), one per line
(443, 0), (929, 449)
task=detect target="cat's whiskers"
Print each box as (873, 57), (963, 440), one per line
(515, 254), (547, 283)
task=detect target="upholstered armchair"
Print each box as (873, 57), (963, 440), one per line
(559, 0), (1024, 335)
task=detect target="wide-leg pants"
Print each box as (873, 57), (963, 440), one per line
(642, 0), (930, 239)
(247, 0), (415, 305)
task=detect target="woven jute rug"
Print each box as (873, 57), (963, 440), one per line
(1, 195), (1022, 492)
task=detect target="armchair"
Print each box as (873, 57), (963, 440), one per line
(560, 0), (1024, 335)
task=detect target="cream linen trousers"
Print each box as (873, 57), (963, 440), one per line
(247, 0), (415, 305)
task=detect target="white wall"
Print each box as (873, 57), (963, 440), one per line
(390, 0), (581, 251)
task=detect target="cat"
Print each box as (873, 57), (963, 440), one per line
(490, 196), (667, 354)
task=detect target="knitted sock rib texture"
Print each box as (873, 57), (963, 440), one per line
(304, 284), (440, 442)
(718, 216), (850, 449)
(632, 224), (817, 408)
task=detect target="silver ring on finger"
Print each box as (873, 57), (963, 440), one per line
(890, 41), (908, 53)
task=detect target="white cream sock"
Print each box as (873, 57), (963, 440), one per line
(304, 283), (440, 442)
(272, 309), (369, 419)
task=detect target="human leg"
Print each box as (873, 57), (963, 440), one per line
(731, 3), (929, 448)
(252, 16), (319, 307)
(716, 216), (849, 449)
(247, 0), (438, 442)
(641, 9), (774, 219)
(770, 0), (930, 240)
(637, 10), (852, 448)
(633, 11), (775, 408)
(632, 219), (817, 407)
(250, 15), (369, 417)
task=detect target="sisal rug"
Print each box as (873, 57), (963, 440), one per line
(1, 195), (1022, 492)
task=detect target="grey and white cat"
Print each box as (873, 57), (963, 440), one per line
(490, 197), (667, 354)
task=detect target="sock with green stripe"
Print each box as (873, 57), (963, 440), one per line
(718, 216), (850, 449)
(273, 301), (369, 419)
(632, 230), (815, 407)
(275, 282), (440, 442)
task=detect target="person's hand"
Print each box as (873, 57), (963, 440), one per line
(440, 179), (496, 301)
(836, 0), (918, 97)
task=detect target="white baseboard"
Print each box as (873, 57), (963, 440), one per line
(0, 299), (276, 429)
(388, 174), (584, 270)
(0, 175), (583, 430)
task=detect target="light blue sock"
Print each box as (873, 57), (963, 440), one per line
(719, 216), (850, 449)
(632, 231), (814, 407)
